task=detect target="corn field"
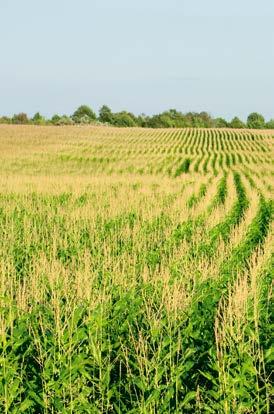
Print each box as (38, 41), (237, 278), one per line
(0, 125), (273, 413)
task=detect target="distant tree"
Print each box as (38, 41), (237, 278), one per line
(72, 105), (96, 123)
(113, 112), (137, 127)
(158, 114), (175, 128)
(230, 117), (245, 129)
(3, 106), (272, 129)
(32, 112), (46, 125)
(164, 109), (189, 128)
(56, 115), (74, 125)
(78, 114), (93, 124)
(136, 113), (148, 127)
(184, 112), (213, 128)
(150, 110), (186, 128)
(265, 119), (274, 129)
(198, 112), (214, 128)
(99, 105), (113, 123)
(0, 116), (11, 124)
(214, 117), (228, 128)
(12, 113), (29, 124)
(247, 112), (265, 129)
(147, 114), (173, 128)
(51, 114), (61, 125)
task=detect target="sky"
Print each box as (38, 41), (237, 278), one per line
(0, 0), (273, 120)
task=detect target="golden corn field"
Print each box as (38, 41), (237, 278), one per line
(0, 125), (273, 413)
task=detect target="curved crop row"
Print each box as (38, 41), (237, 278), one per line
(175, 195), (272, 411)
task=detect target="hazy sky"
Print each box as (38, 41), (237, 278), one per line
(1, 0), (273, 120)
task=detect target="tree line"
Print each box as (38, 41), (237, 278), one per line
(0, 105), (273, 129)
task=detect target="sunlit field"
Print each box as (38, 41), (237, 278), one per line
(0, 125), (273, 413)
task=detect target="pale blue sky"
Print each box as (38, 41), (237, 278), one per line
(0, 0), (273, 120)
